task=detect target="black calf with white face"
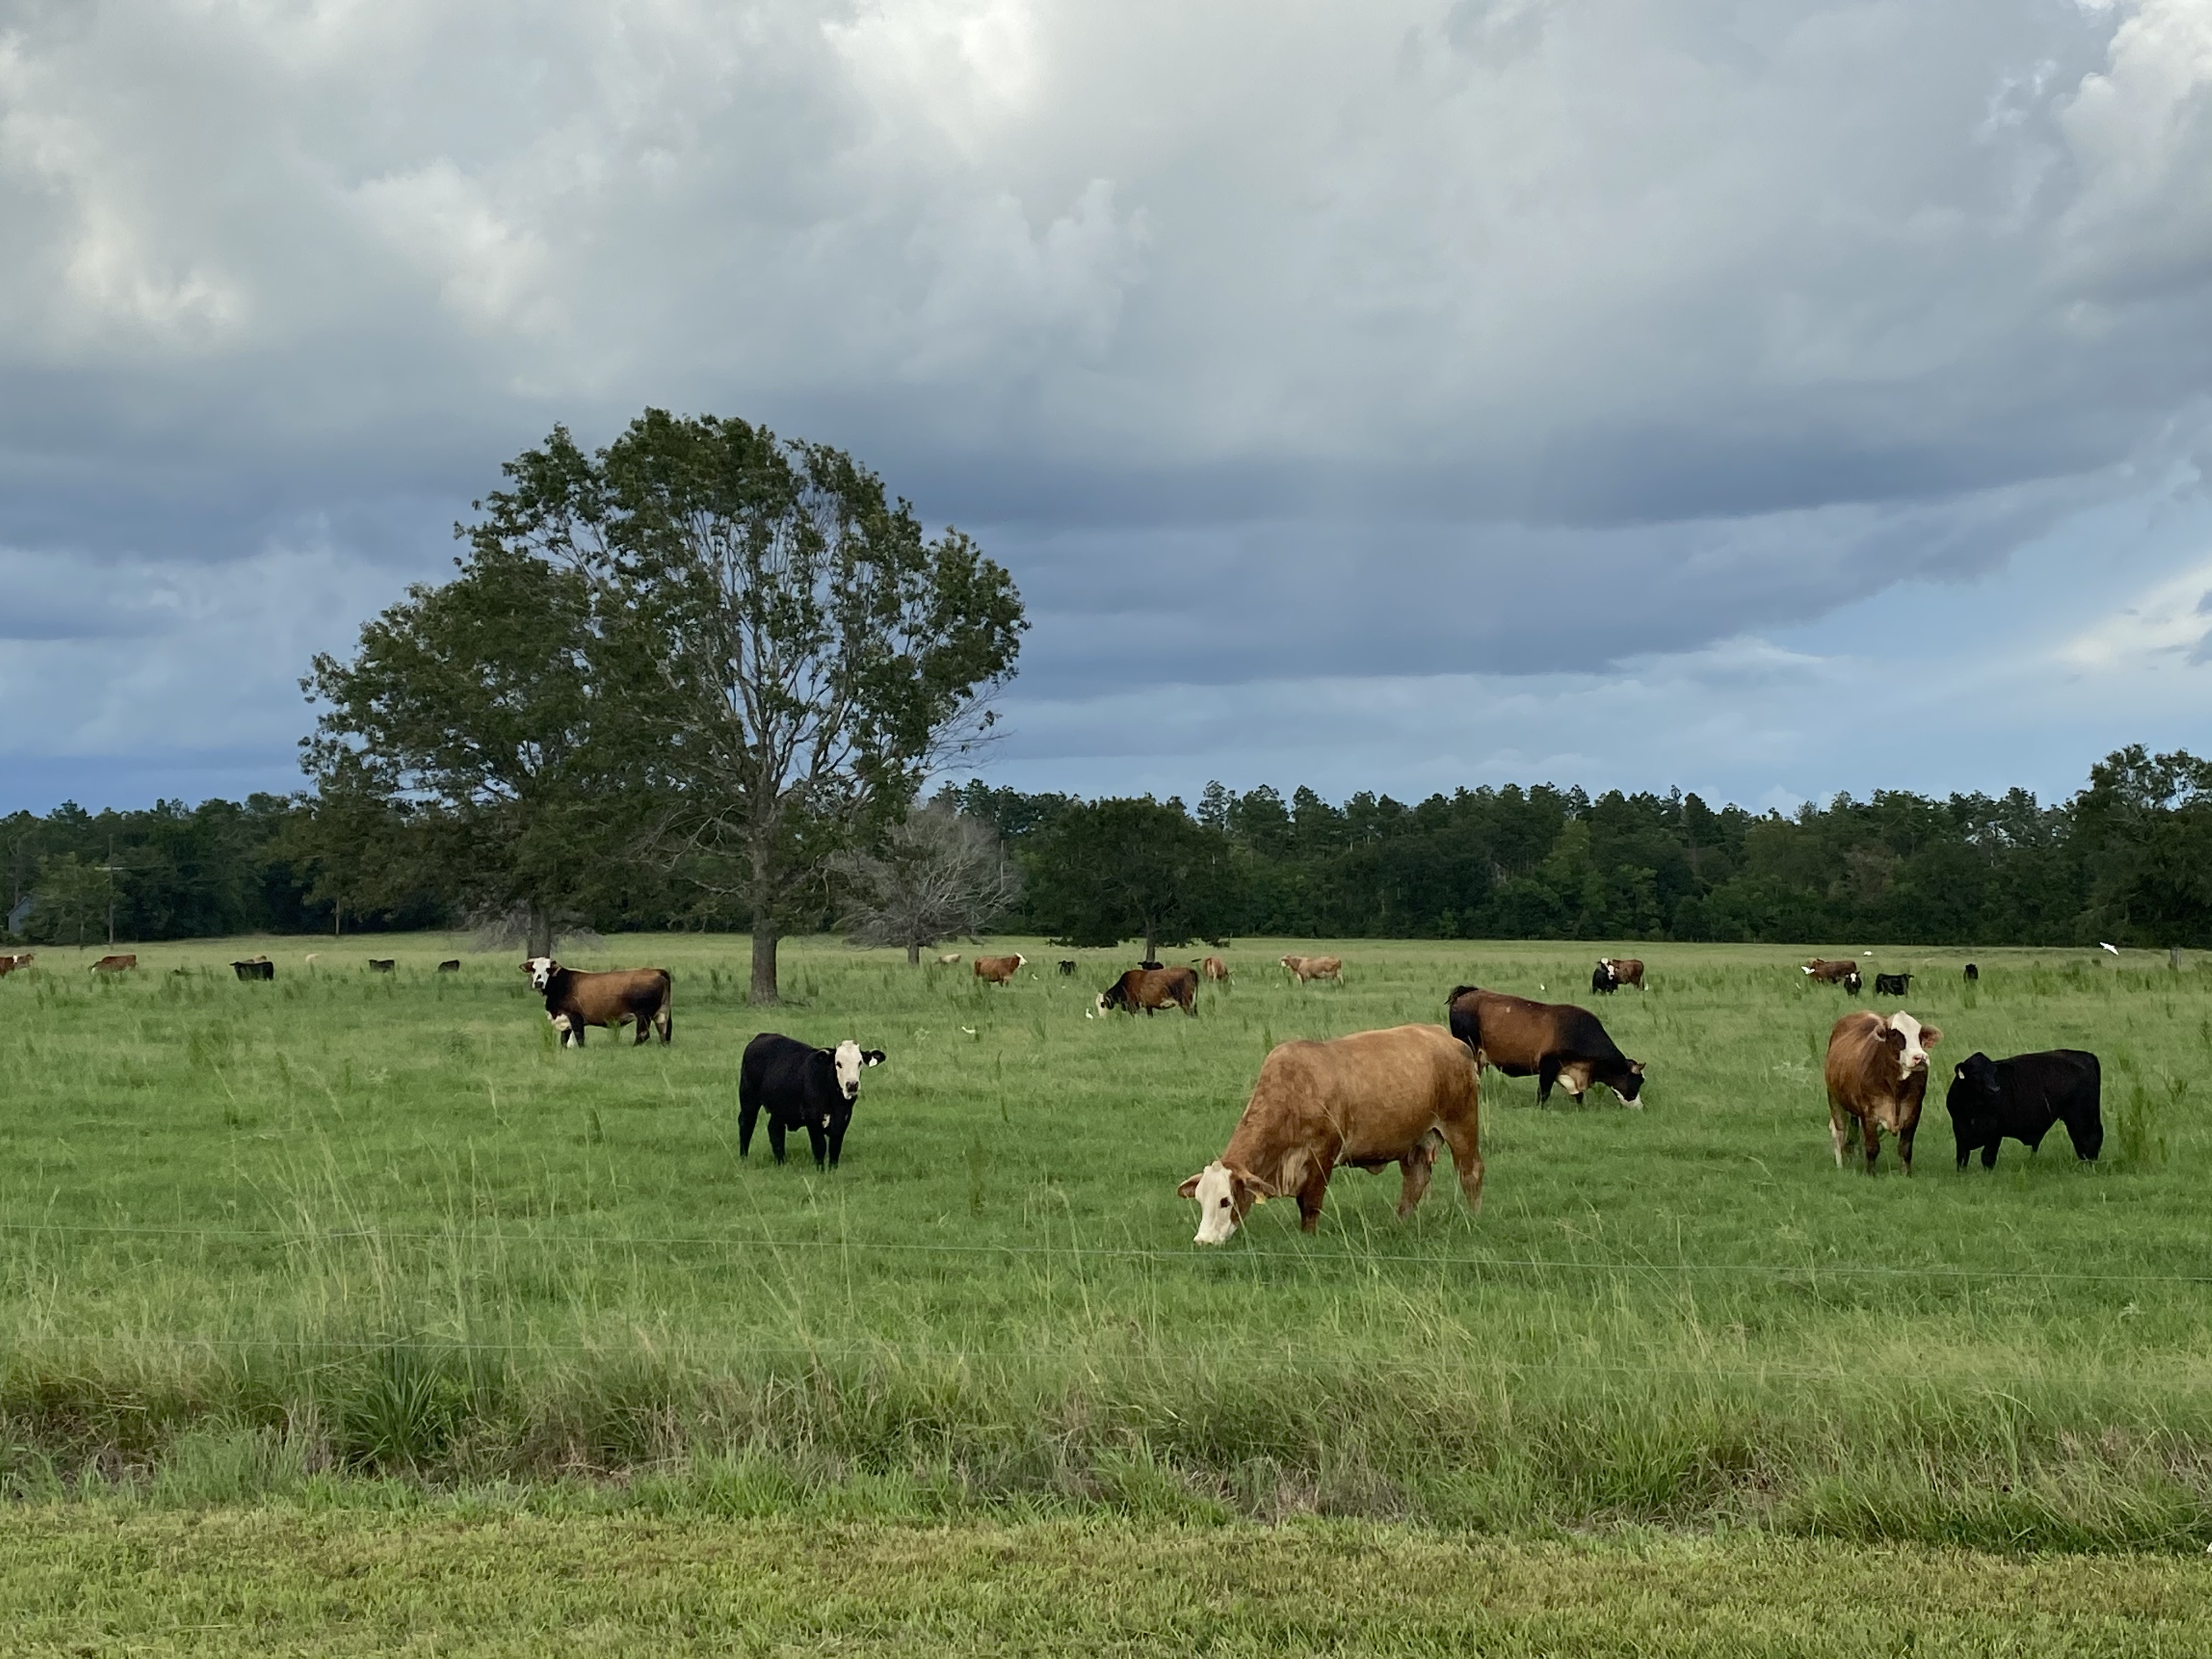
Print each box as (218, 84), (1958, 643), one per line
(738, 1033), (887, 1169)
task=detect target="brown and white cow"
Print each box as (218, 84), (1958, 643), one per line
(1280, 953), (1343, 985)
(1179, 1024), (1482, 1242)
(1196, 956), (1231, 983)
(1096, 964), (1199, 1018)
(1596, 956), (1645, 991)
(0, 952), (32, 977)
(936, 953), (963, 966)
(89, 954), (137, 973)
(523, 957), (673, 1047)
(1824, 1009), (1941, 1174)
(1803, 958), (1863, 992)
(973, 953), (1025, 985)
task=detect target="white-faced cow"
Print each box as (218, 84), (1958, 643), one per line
(739, 1033), (886, 1169)
(973, 953), (1025, 985)
(1096, 965), (1198, 1017)
(522, 957), (673, 1047)
(89, 954), (137, 973)
(1179, 1024), (1482, 1243)
(1825, 1009), (1941, 1174)
(1446, 986), (1645, 1107)
(0, 953), (32, 977)
(1280, 954), (1342, 984)
(1594, 956), (1645, 992)
(1803, 958), (1862, 993)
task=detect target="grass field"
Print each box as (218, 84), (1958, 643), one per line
(0, 932), (2209, 1559)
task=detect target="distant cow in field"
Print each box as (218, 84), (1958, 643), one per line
(1057, 960), (1078, 975)
(438, 960), (460, 973)
(89, 954), (137, 973)
(1945, 1049), (2102, 1171)
(1963, 963), (1979, 982)
(523, 957), (672, 1047)
(1197, 956), (1231, 983)
(1825, 1009), (1941, 1174)
(1097, 965), (1198, 1017)
(1803, 958), (1862, 993)
(973, 953), (1025, 985)
(1595, 956), (1645, 991)
(1180, 1024), (1482, 1243)
(1280, 954), (1342, 985)
(1874, 972), (1912, 996)
(231, 957), (274, 981)
(1447, 986), (1644, 1107)
(936, 953), (962, 966)
(0, 953), (32, 977)
(368, 959), (396, 973)
(739, 1032), (885, 1169)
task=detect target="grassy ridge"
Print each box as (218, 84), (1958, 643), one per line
(1, 934), (2209, 1545)
(13, 1506), (2212, 1656)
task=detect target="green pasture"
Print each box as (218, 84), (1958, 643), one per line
(1, 934), (2209, 1549)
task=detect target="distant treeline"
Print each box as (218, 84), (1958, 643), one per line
(6, 745), (2207, 950)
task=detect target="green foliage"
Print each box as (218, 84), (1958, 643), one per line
(1022, 797), (1237, 956)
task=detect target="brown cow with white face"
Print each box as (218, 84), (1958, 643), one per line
(1280, 954), (1342, 984)
(1803, 958), (1863, 992)
(1179, 1024), (1482, 1243)
(523, 957), (673, 1047)
(1596, 956), (1644, 990)
(0, 953), (32, 977)
(973, 953), (1025, 984)
(1825, 1009), (1941, 1174)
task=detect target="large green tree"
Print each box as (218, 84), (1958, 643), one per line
(467, 411), (1025, 1002)
(1023, 797), (1235, 963)
(302, 538), (607, 957)
(2076, 746), (2212, 966)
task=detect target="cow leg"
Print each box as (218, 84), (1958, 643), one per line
(1396, 1140), (1436, 1218)
(657, 1001), (672, 1044)
(1536, 1056), (1561, 1106)
(1861, 1120), (1882, 1173)
(807, 1125), (828, 1170)
(1295, 1166), (1331, 1232)
(1829, 1108), (1856, 1168)
(1980, 1141), (2000, 1170)
(738, 1096), (761, 1159)
(633, 1008), (651, 1046)
(828, 1120), (847, 1169)
(768, 1120), (788, 1164)
(1437, 1118), (1485, 1215)
(1897, 1120), (1916, 1176)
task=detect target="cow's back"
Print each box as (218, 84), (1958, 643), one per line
(1233, 1024), (1474, 1173)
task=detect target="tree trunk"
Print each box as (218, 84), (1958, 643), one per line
(527, 905), (554, 958)
(2171, 944), (2184, 970)
(1144, 921), (1158, 963)
(749, 856), (781, 1003)
(907, 939), (922, 967)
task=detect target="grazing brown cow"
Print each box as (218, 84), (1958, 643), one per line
(1597, 956), (1645, 990)
(89, 954), (137, 973)
(1197, 956), (1231, 983)
(1803, 958), (1863, 992)
(523, 957), (673, 1047)
(973, 953), (1025, 984)
(1447, 986), (1644, 1105)
(1179, 1024), (1482, 1242)
(437, 960), (461, 973)
(0, 952), (32, 977)
(368, 958), (396, 972)
(1096, 965), (1199, 1017)
(1825, 1009), (1941, 1175)
(1280, 953), (1343, 984)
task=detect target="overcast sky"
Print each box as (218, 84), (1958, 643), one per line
(5, 0), (2212, 815)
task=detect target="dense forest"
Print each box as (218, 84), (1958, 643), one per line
(5, 745), (2207, 951)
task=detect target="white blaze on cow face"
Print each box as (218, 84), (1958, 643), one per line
(523, 956), (558, 991)
(832, 1039), (865, 1102)
(1884, 1012), (1935, 1080)
(1185, 1161), (1244, 1244)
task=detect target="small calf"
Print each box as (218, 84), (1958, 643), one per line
(1057, 960), (1078, 975)
(739, 1033), (886, 1169)
(1945, 1049), (2102, 1171)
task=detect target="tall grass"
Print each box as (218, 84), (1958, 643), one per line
(0, 934), (2208, 1547)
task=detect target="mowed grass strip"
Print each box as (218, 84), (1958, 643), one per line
(1, 935), (2210, 1542)
(7, 1508), (2212, 1657)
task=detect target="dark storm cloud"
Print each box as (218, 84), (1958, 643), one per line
(3, 0), (2212, 805)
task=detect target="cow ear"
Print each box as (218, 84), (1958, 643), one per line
(862, 1050), (885, 1067)
(1176, 1172), (1205, 1200)
(1630, 1060), (1645, 1075)
(1227, 1162), (1277, 1199)
(1920, 1025), (1942, 1048)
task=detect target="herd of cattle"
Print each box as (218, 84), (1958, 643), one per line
(3, 943), (2111, 1241)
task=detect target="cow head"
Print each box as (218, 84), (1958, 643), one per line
(1875, 1012), (1940, 1080)
(1615, 1058), (1647, 1103)
(829, 1039), (885, 1104)
(1095, 979), (1130, 1017)
(521, 957), (559, 991)
(1178, 1160), (1275, 1244)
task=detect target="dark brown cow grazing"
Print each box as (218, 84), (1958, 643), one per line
(1097, 965), (1199, 1017)
(1446, 986), (1644, 1106)
(1179, 1024), (1482, 1242)
(368, 958), (396, 973)
(1825, 1009), (1940, 1174)
(1197, 956), (1231, 983)
(89, 954), (137, 973)
(1280, 953), (1343, 984)
(973, 953), (1026, 985)
(523, 956), (673, 1047)
(231, 956), (274, 981)
(1803, 958), (1862, 992)
(438, 960), (461, 973)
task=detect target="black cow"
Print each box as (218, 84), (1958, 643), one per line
(368, 959), (396, 972)
(1058, 960), (1078, 975)
(1590, 962), (1617, 995)
(738, 1033), (885, 1169)
(1964, 963), (1979, 981)
(1944, 1049), (2102, 1171)
(438, 959), (461, 972)
(230, 958), (274, 981)
(1874, 972), (1912, 996)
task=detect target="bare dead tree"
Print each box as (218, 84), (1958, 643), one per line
(836, 804), (1021, 965)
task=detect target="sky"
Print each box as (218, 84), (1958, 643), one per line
(5, 0), (2212, 816)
